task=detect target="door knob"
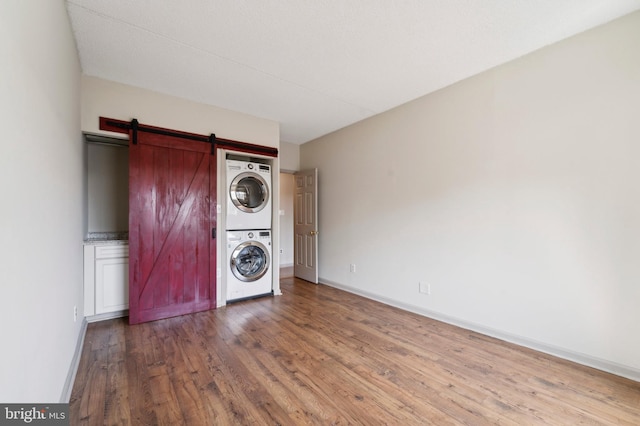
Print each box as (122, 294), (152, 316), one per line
(309, 230), (318, 236)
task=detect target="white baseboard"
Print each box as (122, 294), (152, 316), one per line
(60, 318), (87, 403)
(319, 277), (640, 383)
(85, 310), (128, 323)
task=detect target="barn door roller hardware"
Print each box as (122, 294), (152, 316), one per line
(99, 117), (278, 157)
(209, 134), (216, 155)
(131, 118), (139, 145)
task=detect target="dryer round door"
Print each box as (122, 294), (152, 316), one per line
(229, 172), (270, 213)
(230, 241), (271, 282)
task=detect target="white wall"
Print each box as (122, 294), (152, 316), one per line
(301, 11), (640, 379)
(82, 76), (279, 147)
(279, 141), (300, 172)
(0, 1), (84, 401)
(87, 143), (129, 234)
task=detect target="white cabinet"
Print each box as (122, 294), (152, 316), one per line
(95, 246), (129, 314)
(84, 243), (129, 319)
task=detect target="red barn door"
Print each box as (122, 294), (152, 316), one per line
(128, 130), (217, 324)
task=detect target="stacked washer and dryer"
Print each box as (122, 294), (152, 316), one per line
(225, 159), (273, 303)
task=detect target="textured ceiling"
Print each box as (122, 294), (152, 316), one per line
(67, 0), (640, 144)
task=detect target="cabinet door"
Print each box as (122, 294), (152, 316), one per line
(95, 257), (129, 314)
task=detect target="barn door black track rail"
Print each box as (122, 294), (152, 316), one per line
(99, 117), (278, 157)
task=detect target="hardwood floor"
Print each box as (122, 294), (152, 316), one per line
(70, 277), (640, 425)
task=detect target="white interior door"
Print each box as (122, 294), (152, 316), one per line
(294, 169), (318, 283)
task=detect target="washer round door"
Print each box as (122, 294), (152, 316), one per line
(229, 172), (270, 213)
(230, 241), (270, 282)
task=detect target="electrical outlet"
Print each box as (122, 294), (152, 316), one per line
(419, 282), (431, 295)
(350, 264), (356, 273)
(280, 249), (284, 254)
(73, 306), (78, 322)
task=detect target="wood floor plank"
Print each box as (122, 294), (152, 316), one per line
(70, 320), (111, 425)
(104, 323), (130, 426)
(188, 311), (271, 424)
(223, 303), (359, 425)
(242, 301), (449, 424)
(216, 305), (350, 424)
(122, 319), (157, 425)
(70, 277), (640, 425)
(171, 315), (235, 425)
